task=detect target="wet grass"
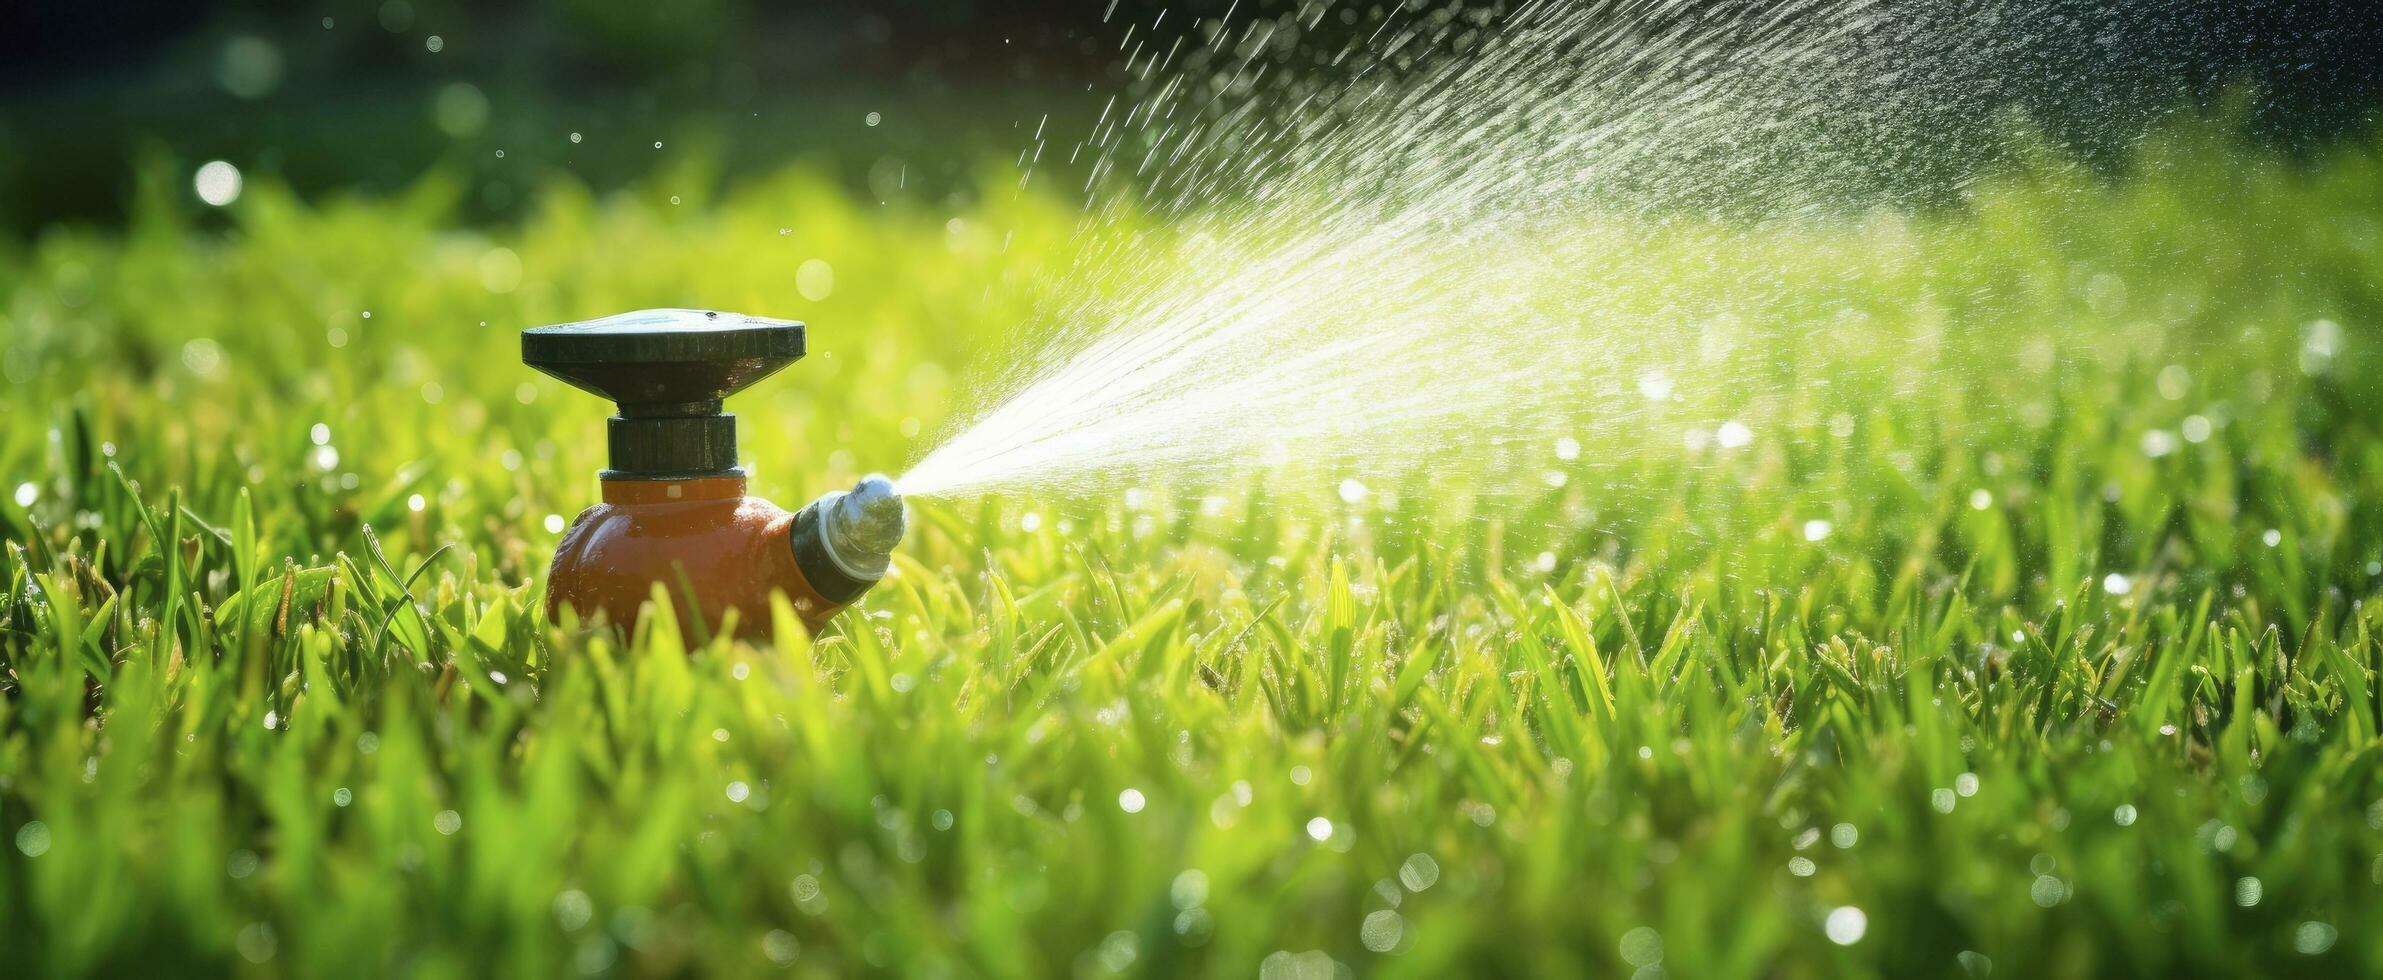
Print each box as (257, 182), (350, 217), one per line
(4, 124), (2383, 977)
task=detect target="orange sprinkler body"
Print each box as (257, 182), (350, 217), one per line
(547, 475), (843, 636)
(523, 309), (905, 640)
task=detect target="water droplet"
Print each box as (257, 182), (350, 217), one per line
(2102, 573), (2132, 596)
(12, 482), (36, 507)
(1803, 519), (1832, 542)
(1398, 853), (1440, 891)
(2234, 876), (2262, 906)
(15, 821), (51, 857)
(1338, 479), (1369, 503)
(194, 160), (243, 206)
(726, 781), (751, 803)
(763, 929), (801, 965)
(1603, 926), (1664, 969)
(1305, 817), (1333, 841)
(2030, 874), (2067, 907)
(1119, 788), (1146, 813)
(1171, 869), (1208, 909)
(1716, 421), (1753, 448)
(1360, 910), (1404, 952)
(1824, 906), (1866, 944)
(796, 258), (835, 302)
(434, 809), (462, 835)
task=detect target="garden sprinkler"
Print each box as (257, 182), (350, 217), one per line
(522, 308), (905, 638)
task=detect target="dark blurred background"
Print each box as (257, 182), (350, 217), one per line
(2, 0), (2378, 234)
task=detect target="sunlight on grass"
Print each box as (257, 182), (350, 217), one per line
(2, 124), (2381, 975)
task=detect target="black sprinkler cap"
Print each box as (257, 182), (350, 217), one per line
(522, 309), (805, 479)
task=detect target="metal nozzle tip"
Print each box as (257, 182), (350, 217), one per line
(818, 474), (906, 578)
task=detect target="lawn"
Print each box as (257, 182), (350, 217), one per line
(3, 123), (2382, 977)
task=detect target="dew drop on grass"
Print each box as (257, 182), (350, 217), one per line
(1970, 488), (1993, 510)
(12, 482), (35, 507)
(1119, 788), (1146, 813)
(1788, 856), (1816, 876)
(309, 423), (331, 445)
(1306, 817), (1333, 841)
(1803, 519), (1832, 542)
(544, 514), (566, 534)
(1955, 772), (1980, 797)
(333, 787), (352, 807)
(2296, 922), (2339, 955)
(1338, 479), (1368, 503)
(726, 781), (750, 803)
(2102, 573), (2131, 595)
(434, 809), (462, 835)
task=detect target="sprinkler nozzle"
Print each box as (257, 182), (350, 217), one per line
(790, 474), (907, 601)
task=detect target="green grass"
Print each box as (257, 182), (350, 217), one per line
(3, 122), (2383, 977)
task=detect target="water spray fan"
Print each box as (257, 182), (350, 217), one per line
(523, 308), (904, 638)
